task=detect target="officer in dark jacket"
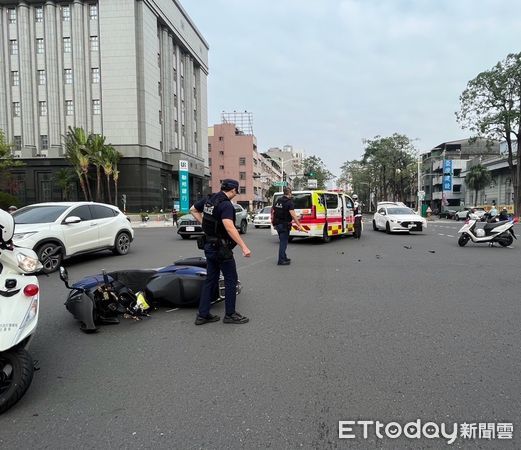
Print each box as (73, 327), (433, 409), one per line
(272, 187), (306, 265)
(352, 194), (362, 239)
(191, 179), (251, 325)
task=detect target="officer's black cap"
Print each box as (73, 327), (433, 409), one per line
(221, 179), (239, 191)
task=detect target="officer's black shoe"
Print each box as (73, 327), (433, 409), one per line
(284, 258), (291, 262)
(223, 312), (249, 324)
(277, 260), (291, 265)
(195, 314), (220, 325)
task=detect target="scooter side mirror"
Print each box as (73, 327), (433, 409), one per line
(59, 266), (69, 286)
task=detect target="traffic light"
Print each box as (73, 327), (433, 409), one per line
(304, 171), (316, 177)
(283, 172), (287, 181)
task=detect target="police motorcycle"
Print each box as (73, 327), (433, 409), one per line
(0, 209), (43, 414)
(457, 210), (516, 247)
(60, 257), (241, 333)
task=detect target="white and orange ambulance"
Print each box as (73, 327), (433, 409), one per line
(271, 190), (355, 242)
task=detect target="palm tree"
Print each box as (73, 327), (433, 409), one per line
(111, 149), (122, 206)
(101, 145), (116, 204)
(64, 128), (89, 200)
(54, 168), (75, 200)
(465, 164), (492, 205)
(87, 134), (107, 202)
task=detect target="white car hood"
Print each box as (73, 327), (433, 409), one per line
(13, 223), (52, 240)
(388, 214), (425, 222)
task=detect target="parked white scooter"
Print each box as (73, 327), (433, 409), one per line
(0, 209), (42, 414)
(457, 215), (516, 247)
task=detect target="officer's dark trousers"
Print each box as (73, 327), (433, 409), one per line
(198, 243), (238, 318)
(275, 223), (289, 263)
(354, 216), (362, 239)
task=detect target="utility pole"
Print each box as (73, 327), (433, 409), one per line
(417, 156), (421, 214)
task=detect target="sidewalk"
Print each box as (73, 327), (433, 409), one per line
(128, 213), (176, 228)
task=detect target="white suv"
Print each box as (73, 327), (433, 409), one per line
(12, 202), (134, 273)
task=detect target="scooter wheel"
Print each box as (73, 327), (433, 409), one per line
(498, 234), (514, 247)
(0, 348), (34, 414)
(458, 234), (470, 247)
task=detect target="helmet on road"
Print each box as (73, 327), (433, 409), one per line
(352, 194), (358, 200)
(0, 208), (15, 244)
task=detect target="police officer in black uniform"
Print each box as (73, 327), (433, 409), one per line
(352, 194), (362, 239)
(191, 179), (251, 325)
(272, 187), (306, 265)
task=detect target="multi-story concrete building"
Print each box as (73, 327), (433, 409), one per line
(264, 145), (305, 187)
(0, 0), (208, 210)
(208, 121), (268, 211)
(420, 138), (500, 211)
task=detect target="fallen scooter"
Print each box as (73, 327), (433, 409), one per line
(457, 217), (516, 247)
(0, 209), (43, 414)
(60, 257), (241, 332)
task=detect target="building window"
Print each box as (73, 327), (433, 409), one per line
(219, 151), (224, 155)
(65, 100), (73, 115)
(12, 102), (20, 117)
(8, 8), (16, 24)
(218, 136), (223, 141)
(89, 4), (98, 20)
(92, 99), (101, 115)
(91, 67), (100, 83)
(36, 38), (44, 54)
(208, 158), (212, 166)
(159, 110), (162, 124)
(11, 71), (19, 86)
(14, 136), (22, 150)
(9, 40), (18, 55)
(90, 36), (99, 51)
(35, 7), (43, 23)
(219, 165), (224, 170)
(64, 68), (72, 84)
(38, 69), (46, 85)
(40, 135), (48, 150)
(39, 101), (47, 116)
(62, 5), (70, 21)
(239, 172), (246, 180)
(239, 157), (246, 165)
(174, 120), (178, 132)
(239, 187), (246, 194)
(63, 37), (71, 53)
(208, 144), (211, 152)
(158, 81), (161, 96)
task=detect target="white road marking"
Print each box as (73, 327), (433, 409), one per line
(447, 235), (455, 238)
(438, 233), (445, 236)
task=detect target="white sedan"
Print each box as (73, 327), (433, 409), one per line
(253, 206), (272, 228)
(373, 205), (427, 233)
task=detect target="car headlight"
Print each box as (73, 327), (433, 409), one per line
(13, 231), (38, 240)
(17, 252), (43, 273)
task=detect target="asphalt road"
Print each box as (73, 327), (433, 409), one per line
(1, 220), (520, 449)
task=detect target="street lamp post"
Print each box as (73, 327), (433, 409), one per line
(273, 156), (302, 192)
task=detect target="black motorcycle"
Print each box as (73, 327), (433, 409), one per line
(59, 257), (241, 333)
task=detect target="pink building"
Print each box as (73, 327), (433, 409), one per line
(208, 123), (265, 210)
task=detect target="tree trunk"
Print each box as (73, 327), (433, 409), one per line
(84, 172), (93, 201)
(78, 175), (88, 201)
(106, 176), (112, 205)
(96, 166), (101, 202)
(114, 178), (118, 207)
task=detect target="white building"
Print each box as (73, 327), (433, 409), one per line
(0, 0), (209, 210)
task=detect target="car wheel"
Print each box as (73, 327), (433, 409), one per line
(372, 220), (378, 231)
(37, 242), (63, 274)
(180, 235), (191, 240)
(239, 220), (247, 234)
(255, 225), (259, 229)
(385, 222), (391, 234)
(113, 231), (131, 255)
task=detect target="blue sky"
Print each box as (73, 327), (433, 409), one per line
(186, 0), (521, 176)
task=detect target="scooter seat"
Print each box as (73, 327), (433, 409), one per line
(484, 220), (509, 231)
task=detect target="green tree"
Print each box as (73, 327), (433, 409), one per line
(53, 168), (76, 201)
(64, 127), (91, 201)
(360, 134), (417, 203)
(265, 185), (278, 202)
(465, 164), (492, 206)
(300, 155), (333, 190)
(87, 134), (107, 202)
(0, 129), (24, 194)
(456, 52), (521, 214)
